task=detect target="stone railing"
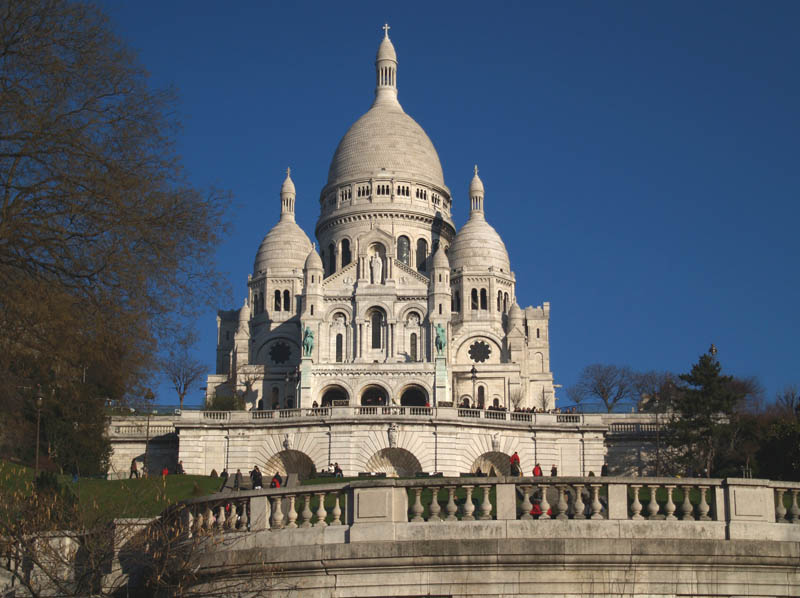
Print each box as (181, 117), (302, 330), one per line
(109, 424), (176, 437)
(177, 407), (594, 428)
(170, 476), (800, 542)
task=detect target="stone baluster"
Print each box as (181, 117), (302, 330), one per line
(775, 489), (787, 522)
(271, 495), (284, 529)
(573, 484), (586, 520)
(223, 503), (235, 530)
(315, 492), (328, 527)
(300, 494), (313, 528)
(330, 493), (342, 525)
(182, 508), (194, 539)
(238, 500), (249, 530)
(630, 485), (643, 520)
(428, 488), (442, 522)
(286, 495), (298, 528)
(555, 486), (569, 520)
(479, 485), (492, 520)
(215, 504), (226, 528)
(461, 486), (475, 521)
(539, 484), (551, 520)
(680, 486), (695, 521)
(590, 484), (603, 520)
(410, 488), (424, 522)
(445, 487), (458, 521)
(790, 490), (800, 523)
(697, 486), (711, 521)
(664, 485), (677, 520)
(203, 506), (214, 530)
(519, 485), (533, 520)
(192, 508), (203, 534)
(647, 485), (660, 520)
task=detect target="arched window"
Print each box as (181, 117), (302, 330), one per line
(504, 292), (509, 313)
(416, 238), (428, 272)
(537, 328), (540, 339)
(410, 333), (417, 361)
(341, 239), (351, 267)
(274, 290), (281, 311)
(310, 304), (314, 316)
(371, 311), (383, 349)
(283, 289), (290, 311)
(253, 293), (259, 314)
(480, 288), (488, 310)
(335, 334), (343, 363)
(259, 294), (264, 314)
(478, 386), (485, 408)
(328, 243), (336, 274)
(453, 291), (461, 312)
(497, 291), (502, 312)
(397, 236), (410, 265)
(471, 289), (478, 310)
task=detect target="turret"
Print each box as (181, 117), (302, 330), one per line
(303, 245), (323, 319)
(469, 164), (484, 214)
(280, 167), (296, 220)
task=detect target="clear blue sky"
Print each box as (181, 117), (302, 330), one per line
(103, 1), (800, 408)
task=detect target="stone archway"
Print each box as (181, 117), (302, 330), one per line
(399, 385), (428, 407)
(361, 384), (388, 406)
(471, 451), (511, 477)
(364, 448), (422, 478)
(320, 385), (349, 406)
(262, 450), (315, 481)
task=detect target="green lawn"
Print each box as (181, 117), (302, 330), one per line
(0, 461), (221, 519)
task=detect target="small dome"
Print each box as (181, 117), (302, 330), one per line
(509, 302), (523, 321)
(449, 214), (510, 273)
(253, 219), (312, 275)
(377, 36), (396, 62)
(304, 246), (323, 270)
(432, 244), (450, 269)
(281, 168), (296, 195)
(470, 165), (484, 194)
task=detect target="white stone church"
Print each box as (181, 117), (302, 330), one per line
(207, 27), (556, 415)
(108, 28), (630, 480)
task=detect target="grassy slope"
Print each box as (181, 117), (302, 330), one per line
(0, 461), (221, 518)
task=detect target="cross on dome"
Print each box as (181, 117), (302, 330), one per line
(382, 23), (390, 38)
(474, 164), (479, 176)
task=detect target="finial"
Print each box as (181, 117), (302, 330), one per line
(382, 23), (390, 38)
(474, 164), (478, 176)
(286, 166), (291, 178)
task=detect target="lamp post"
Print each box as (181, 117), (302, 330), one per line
(709, 343), (718, 359)
(470, 365), (478, 409)
(34, 393), (43, 480)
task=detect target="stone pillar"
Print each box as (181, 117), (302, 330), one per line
(434, 356), (449, 407)
(299, 356), (312, 409)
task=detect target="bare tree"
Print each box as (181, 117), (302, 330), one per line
(0, 0), (229, 464)
(567, 364), (636, 413)
(776, 385), (799, 419)
(164, 332), (207, 410)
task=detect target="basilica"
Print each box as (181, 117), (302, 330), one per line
(206, 28), (557, 415)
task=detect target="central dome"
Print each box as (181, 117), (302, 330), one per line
(326, 103), (445, 189)
(325, 29), (446, 191)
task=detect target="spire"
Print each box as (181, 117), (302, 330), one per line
(280, 167), (296, 221)
(469, 165), (484, 216)
(374, 23), (399, 106)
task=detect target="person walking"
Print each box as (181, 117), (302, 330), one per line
(234, 468), (243, 491)
(550, 464), (558, 477)
(270, 472), (282, 488)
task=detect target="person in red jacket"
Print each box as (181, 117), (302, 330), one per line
(532, 463), (543, 477)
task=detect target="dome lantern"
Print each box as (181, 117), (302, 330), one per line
(280, 167), (296, 221)
(375, 23), (398, 106)
(470, 165), (484, 215)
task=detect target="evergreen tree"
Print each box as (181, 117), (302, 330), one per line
(667, 349), (747, 477)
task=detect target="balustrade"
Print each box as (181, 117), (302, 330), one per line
(171, 477), (799, 542)
(202, 411), (230, 421)
(628, 481), (717, 521)
(773, 485), (800, 523)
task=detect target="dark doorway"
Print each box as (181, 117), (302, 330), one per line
(361, 385), (388, 406)
(321, 385), (348, 406)
(400, 386), (427, 407)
